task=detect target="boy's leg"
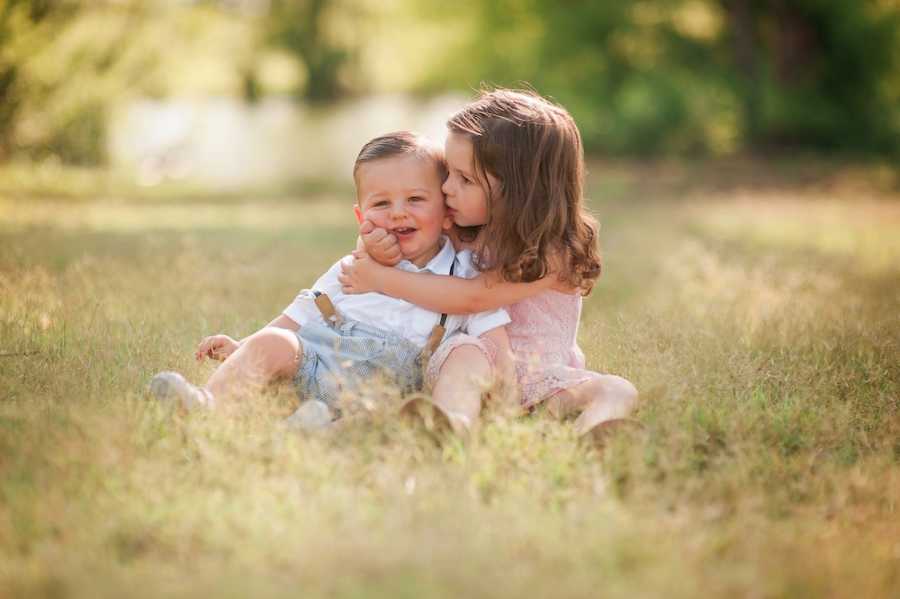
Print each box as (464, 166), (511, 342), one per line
(546, 374), (638, 436)
(205, 327), (302, 403)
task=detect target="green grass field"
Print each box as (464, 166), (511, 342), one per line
(1, 160), (898, 598)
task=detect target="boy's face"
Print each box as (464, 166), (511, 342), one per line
(354, 154), (451, 268)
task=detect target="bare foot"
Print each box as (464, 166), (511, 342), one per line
(582, 418), (644, 448)
(400, 396), (471, 439)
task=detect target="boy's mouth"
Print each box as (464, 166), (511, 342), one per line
(391, 226), (417, 238)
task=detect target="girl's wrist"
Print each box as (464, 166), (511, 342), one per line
(372, 262), (391, 293)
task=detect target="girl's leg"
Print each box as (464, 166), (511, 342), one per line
(546, 374), (638, 436)
(428, 344), (493, 433)
(205, 327), (302, 403)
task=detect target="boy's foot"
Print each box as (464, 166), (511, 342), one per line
(148, 371), (214, 412)
(284, 400), (335, 432)
(400, 396), (471, 438)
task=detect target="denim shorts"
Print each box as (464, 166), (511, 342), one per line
(292, 319), (423, 407)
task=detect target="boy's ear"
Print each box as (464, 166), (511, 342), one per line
(442, 214), (453, 231)
(353, 204), (363, 224)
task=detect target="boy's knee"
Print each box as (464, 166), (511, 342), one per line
(244, 327), (300, 373)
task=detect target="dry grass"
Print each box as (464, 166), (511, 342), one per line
(1, 160), (898, 598)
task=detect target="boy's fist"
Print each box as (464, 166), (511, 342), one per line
(195, 335), (239, 362)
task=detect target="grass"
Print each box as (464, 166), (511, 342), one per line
(1, 158), (899, 598)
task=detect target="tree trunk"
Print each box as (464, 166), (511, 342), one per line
(723, 0), (763, 148)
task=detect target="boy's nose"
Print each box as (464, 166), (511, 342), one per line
(389, 202), (408, 218)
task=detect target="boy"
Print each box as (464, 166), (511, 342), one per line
(149, 132), (510, 429)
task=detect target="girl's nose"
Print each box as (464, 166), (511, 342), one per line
(441, 177), (453, 197)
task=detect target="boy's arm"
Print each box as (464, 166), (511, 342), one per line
(339, 252), (555, 314)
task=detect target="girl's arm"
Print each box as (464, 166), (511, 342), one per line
(339, 252), (555, 314)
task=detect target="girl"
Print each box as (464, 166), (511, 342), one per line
(339, 89), (638, 440)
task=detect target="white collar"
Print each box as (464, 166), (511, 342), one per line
(396, 236), (455, 275)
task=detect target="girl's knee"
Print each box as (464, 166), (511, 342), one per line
(443, 343), (491, 375)
(601, 375), (638, 409)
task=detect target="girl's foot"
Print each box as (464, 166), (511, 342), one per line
(400, 396), (472, 437)
(581, 417), (644, 448)
(149, 371), (214, 412)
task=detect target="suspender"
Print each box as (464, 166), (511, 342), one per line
(312, 259), (455, 363)
(420, 260), (455, 362)
(313, 291), (340, 325)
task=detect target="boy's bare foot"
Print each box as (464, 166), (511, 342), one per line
(148, 371), (214, 412)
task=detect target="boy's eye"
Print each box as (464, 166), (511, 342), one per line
(409, 196), (424, 202)
(372, 201), (389, 208)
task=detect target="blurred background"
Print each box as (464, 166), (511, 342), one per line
(1, 0), (898, 191)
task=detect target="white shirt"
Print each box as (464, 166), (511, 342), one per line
(283, 237), (509, 347)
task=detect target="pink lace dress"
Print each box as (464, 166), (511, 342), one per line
(427, 290), (596, 407)
(506, 290), (595, 408)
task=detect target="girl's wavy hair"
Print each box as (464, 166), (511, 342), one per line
(448, 88), (602, 294)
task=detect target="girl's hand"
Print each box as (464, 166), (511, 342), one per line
(339, 250), (388, 294)
(195, 334), (240, 362)
(359, 220), (402, 266)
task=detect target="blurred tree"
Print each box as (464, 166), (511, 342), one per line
(264, 0), (354, 102)
(1, 0), (896, 164)
(416, 0), (899, 156)
(721, 0), (900, 153)
(0, 1), (256, 165)
(0, 0), (80, 159)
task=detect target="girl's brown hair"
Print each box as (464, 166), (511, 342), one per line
(448, 89), (601, 294)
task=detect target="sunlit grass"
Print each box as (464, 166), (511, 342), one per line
(1, 161), (898, 598)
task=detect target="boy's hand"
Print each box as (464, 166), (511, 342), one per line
(359, 220), (402, 266)
(195, 335), (240, 362)
(339, 250), (387, 294)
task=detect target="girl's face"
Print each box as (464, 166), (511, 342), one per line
(442, 132), (496, 227)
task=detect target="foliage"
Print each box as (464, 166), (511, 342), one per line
(416, 0), (900, 156)
(0, 1), (259, 165)
(264, 0), (355, 103)
(1, 0), (899, 164)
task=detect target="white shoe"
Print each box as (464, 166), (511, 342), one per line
(284, 400), (334, 431)
(148, 371), (214, 412)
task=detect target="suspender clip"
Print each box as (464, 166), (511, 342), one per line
(313, 291), (341, 326)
